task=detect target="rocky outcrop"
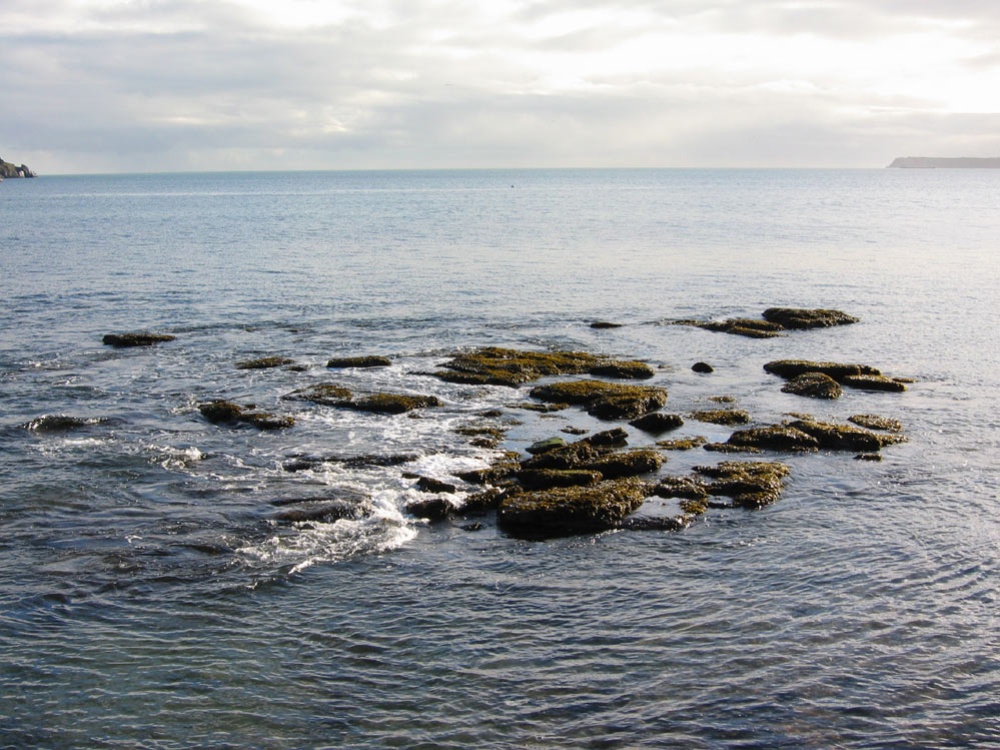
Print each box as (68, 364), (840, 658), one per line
(781, 372), (843, 400)
(498, 478), (648, 537)
(0, 158), (36, 178)
(677, 307), (858, 338)
(103, 332), (176, 348)
(435, 347), (653, 387)
(765, 360), (909, 393)
(530, 379), (668, 420)
(327, 355), (392, 368)
(198, 400), (295, 430)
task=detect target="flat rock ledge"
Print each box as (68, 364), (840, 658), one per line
(676, 307), (858, 338)
(435, 347), (654, 386)
(530, 380), (668, 420)
(199, 400), (295, 430)
(498, 478), (648, 537)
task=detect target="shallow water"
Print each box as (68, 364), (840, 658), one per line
(1, 169), (999, 747)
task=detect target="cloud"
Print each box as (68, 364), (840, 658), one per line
(1, 0), (999, 172)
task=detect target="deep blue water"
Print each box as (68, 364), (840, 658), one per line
(1, 169), (999, 748)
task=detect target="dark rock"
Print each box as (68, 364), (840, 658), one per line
(697, 318), (784, 338)
(198, 400), (294, 430)
(692, 362), (714, 374)
(855, 453), (883, 462)
(282, 383), (353, 405)
(781, 372), (843, 399)
(762, 307), (859, 329)
(690, 409), (751, 426)
(0, 158), (36, 178)
(198, 400), (245, 424)
(590, 321), (623, 329)
(435, 347), (653, 387)
(526, 437), (567, 455)
(236, 356), (295, 370)
(704, 442), (763, 454)
(456, 454), (521, 485)
(102, 332), (176, 348)
(341, 393), (442, 414)
(629, 412), (684, 435)
(582, 428), (630, 447)
(652, 476), (709, 500)
(21, 415), (108, 432)
(326, 355), (392, 368)
(272, 500), (362, 523)
(461, 487), (509, 513)
(841, 374), (907, 392)
(498, 478), (649, 538)
(530, 379), (668, 420)
(406, 497), (454, 521)
(516, 469), (603, 490)
(520, 441), (603, 471)
(787, 419), (905, 451)
(584, 449), (664, 479)
(415, 476), (459, 494)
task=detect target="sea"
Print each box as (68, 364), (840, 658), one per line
(1, 168), (998, 748)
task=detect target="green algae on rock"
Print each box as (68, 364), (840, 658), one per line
(695, 460), (790, 509)
(236, 356), (295, 370)
(726, 424), (821, 452)
(656, 436), (708, 451)
(530, 379), (668, 420)
(726, 419), (905, 453)
(435, 347), (654, 387)
(764, 360), (882, 381)
(498, 478), (649, 538)
(282, 383), (353, 405)
(841, 374), (907, 392)
(848, 414), (903, 433)
(102, 332), (176, 348)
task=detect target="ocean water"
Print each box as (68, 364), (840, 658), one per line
(1, 168), (998, 748)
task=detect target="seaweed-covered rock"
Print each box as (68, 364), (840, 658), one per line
(282, 383), (353, 405)
(848, 414), (903, 433)
(781, 372), (843, 399)
(515, 469), (603, 490)
(588, 360), (656, 380)
(327, 355), (392, 369)
(436, 347), (602, 386)
(498, 478), (648, 537)
(520, 440), (604, 471)
(584, 449), (664, 479)
(341, 393), (442, 414)
(461, 488), (509, 513)
(656, 436), (707, 451)
(695, 460), (790, 508)
(696, 318), (784, 338)
(764, 360), (882, 382)
(415, 476), (459, 494)
(102, 332), (176, 348)
(530, 379), (668, 420)
(652, 476), (709, 500)
(435, 347), (653, 387)
(841, 374), (907, 392)
(690, 409), (751, 426)
(526, 437), (567, 455)
(762, 308), (859, 330)
(198, 400), (294, 430)
(236, 356), (295, 370)
(629, 412), (684, 435)
(726, 425), (820, 452)
(787, 419), (904, 451)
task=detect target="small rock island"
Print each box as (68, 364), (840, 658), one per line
(888, 157), (1000, 169)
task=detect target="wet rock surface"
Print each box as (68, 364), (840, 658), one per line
(530, 380), (668, 420)
(327, 355), (393, 369)
(103, 332), (176, 348)
(677, 307), (859, 337)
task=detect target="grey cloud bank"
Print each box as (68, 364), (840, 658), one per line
(2, 0), (999, 174)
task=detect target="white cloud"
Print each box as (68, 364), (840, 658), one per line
(1, 0), (999, 172)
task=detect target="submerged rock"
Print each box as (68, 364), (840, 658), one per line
(530, 379), (668, 420)
(21, 414), (108, 432)
(848, 414), (903, 432)
(272, 498), (363, 524)
(727, 424), (821, 452)
(656, 436), (707, 451)
(498, 478), (648, 537)
(236, 356), (295, 370)
(515, 468), (603, 490)
(102, 332), (176, 348)
(764, 360), (882, 382)
(340, 393), (443, 414)
(761, 307), (859, 330)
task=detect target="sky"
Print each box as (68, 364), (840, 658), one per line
(2, 0), (1000, 174)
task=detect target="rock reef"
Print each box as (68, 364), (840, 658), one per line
(0, 157), (35, 178)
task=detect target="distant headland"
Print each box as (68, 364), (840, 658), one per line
(0, 156), (36, 178)
(888, 156), (1000, 169)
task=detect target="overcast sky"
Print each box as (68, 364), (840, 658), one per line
(2, 0), (999, 173)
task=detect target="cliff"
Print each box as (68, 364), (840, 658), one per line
(0, 157), (36, 178)
(888, 157), (1000, 169)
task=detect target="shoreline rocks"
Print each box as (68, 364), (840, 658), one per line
(677, 307), (859, 338)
